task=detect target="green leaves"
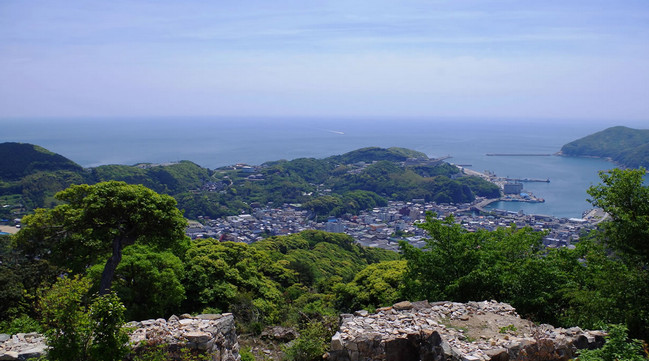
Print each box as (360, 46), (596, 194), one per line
(39, 276), (129, 361)
(400, 213), (569, 323)
(576, 324), (648, 361)
(16, 181), (189, 294)
(334, 260), (406, 312)
(88, 244), (186, 320)
(587, 168), (649, 265)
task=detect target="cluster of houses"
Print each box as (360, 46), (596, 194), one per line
(185, 198), (601, 251)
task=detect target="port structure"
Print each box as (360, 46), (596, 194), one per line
(486, 153), (553, 156)
(504, 177), (550, 183)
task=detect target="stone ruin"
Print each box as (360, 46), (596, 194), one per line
(328, 300), (605, 361)
(0, 301), (608, 361)
(0, 313), (240, 361)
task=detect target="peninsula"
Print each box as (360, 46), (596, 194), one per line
(559, 126), (649, 168)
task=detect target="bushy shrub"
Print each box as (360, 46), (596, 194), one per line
(0, 314), (42, 335)
(282, 316), (337, 361)
(39, 276), (128, 361)
(576, 324), (648, 361)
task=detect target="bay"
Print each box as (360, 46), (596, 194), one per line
(1, 117), (645, 219)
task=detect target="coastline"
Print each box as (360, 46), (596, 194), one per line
(555, 151), (644, 171)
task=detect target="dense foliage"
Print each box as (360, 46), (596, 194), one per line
(14, 181), (189, 294)
(89, 161), (210, 195)
(39, 276), (129, 361)
(561, 126), (649, 168)
(397, 168), (649, 340)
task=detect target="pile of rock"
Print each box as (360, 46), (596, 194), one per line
(127, 313), (240, 361)
(328, 300), (605, 361)
(0, 332), (47, 360)
(0, 313), (240, 361)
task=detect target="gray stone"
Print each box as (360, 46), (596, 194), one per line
(0, 351), (19, 360)
(462, 356), (481, 361)
(411, 300), (431, 310)
(18, 345), (48, 359)
(0, 313), (241, 361)
(195, 314), (222, 320)
(326, 300), (605, 361)
(260, 326), (298, 342)
(393, 301), (413, 310)
(185, 331), (211, 344)
(331, 333), (344, 352)
(0, 335), (9, 343)
(484, 348), (509, 361)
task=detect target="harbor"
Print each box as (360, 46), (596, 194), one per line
(457, 166), (547, 212)
(504, 177), (550, 183)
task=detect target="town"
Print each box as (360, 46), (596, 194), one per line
(186, 196), (606, 251)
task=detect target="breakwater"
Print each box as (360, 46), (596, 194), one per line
(504, 177), (550, 183)
(486, 153), (553, 156)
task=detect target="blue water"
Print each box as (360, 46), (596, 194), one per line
(1, 117), (646, 218)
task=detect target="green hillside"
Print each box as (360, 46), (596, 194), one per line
(89, 160), (210, 194)
(560, 126), (649, 168)
(326, 146), (428, 164)
(0, 143), (499, 220)
(0, 142), (83, 181)
(0, 143), (86, 208)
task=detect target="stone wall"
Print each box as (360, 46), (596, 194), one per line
(328, 300), (605, 361)
(0, 313), (240, 361)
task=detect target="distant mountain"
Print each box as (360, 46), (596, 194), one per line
(0, 142), (83, 181)
(559, 126), (649, 168)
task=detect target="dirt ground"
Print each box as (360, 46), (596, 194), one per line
(443, 312), (536, 343)
(238, 333), (288, 361)
(0, 225), (19, 234)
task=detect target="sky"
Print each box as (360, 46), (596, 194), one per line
(1, 0), (648, 120)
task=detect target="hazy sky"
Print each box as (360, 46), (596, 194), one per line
(1, 0), (648, 120)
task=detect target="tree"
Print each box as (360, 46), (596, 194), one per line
(584, 168), (649, 339)
(87, 244), (186, 320)
(334, 260), (406, 312)
(15, 181), (188, 294)
(39, 276), (129, 361)
(587, 168), (649, 266)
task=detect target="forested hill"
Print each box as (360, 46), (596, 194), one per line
(325, 147), (428, 163)
(0, 143), (500, 219)
(0, 142), (83, 181)
(560, 126), (649, 168)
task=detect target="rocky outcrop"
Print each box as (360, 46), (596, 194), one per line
(127, 313), (240, 361)
(328, 300), (605, 361)
(0, 313), (240, 361)
(0, 333), (47, 361)
(260, 326), (299, 343)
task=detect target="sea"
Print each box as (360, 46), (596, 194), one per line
(2, 117), (647, 219)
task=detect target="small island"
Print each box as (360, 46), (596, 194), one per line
(559, 126), (649, 168)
